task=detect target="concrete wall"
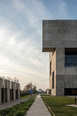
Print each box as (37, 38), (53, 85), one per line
(56, 48), (77, 96)
(47, 89), (49, 95)
(5, 80), (10, 102)
(49, 48), (77, 96)
(42, 20), (77, 96)
(42, 20), (77, 52)
(56, 48), (65, 96)
(0, 78), (3, 103)
(17, 83), (20, 99)
(49, 50), (56, 96)
(47, 89), (51, 95)
(16, 83), (20, 99)
(0, 78), (20, 103)
(12, 82), (16, 100)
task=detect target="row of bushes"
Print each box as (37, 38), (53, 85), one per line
(20, 92), (27, 97)
(0, 97), (35, 116)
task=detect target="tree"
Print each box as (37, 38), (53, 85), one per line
(14, 77), (19, 83)
(33, 85), (37, 94)
(23, 82), (37, 94)
(23, 82), (33, 94)
(26, 82), (33, 90)
(23, 86), (29, 94)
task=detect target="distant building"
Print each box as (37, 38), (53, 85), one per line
(38, 89), (46, 95)
(46, 89), (51, 95)
(0, 77), (20, 103)
(42, 20), (77, 96)
(39, 89), (43, 92)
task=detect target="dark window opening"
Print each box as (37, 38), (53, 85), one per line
(52, 72), (54, 88)
(50, 62), (51, 76)
(65, 48), (77, 67)
(1, 88), (4, 103)
(16, 90), (18, 99)
(1, 88), (7, 103)
(64, 88), (77, 95)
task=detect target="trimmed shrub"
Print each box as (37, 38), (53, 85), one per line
(16, 111), (25, 116)
(0, 97), (35, 116)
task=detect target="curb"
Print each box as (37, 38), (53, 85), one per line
(41, 97), (55, 116)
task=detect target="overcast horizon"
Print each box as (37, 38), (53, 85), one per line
(0, 0), (77, 90)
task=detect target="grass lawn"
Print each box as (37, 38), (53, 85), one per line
(21, 95), (31, 99)
(41, 95), (77, 116)
(21, 94), (36, 99)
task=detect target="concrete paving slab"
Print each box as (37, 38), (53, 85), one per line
(25, 95), (51, 116)
(0, 99), (28, 110)
(67, 104), (77, 107)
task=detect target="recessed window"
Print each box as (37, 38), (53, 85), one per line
(64, 88), (77, 95)
(50, 62), (51, 76)
(65, 48), (77, 67)
(52, 72), (54, 88)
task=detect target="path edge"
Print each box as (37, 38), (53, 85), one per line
(41, 96), (55, 116)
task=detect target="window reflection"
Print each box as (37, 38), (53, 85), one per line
(65, 55), (77, 67)
(65, 48), (77, 67)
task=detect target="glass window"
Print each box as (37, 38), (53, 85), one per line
(65, 48), (77, 67)
(52, 72), (54, 88)
(50, 62), (51, 75)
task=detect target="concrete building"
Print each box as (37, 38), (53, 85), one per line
(47, 89), (51, 95)
(0, 77), (20, 103)
(42, 20), (77, 96)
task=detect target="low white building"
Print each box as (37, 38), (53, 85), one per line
(0, 77), (20, 103)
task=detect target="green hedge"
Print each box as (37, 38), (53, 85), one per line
(0, 97), (35, 116)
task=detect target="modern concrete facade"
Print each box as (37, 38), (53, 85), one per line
(42, 20), (77, 96)
(0, 77), (20, 103)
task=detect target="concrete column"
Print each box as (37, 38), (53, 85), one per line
(0, 78), (3, 103)
(12, 82), (16, 100)
(18, 83), (20, 99)
(10, 81), (12, 101)
(16, 83), (20, 99)
(47, 89), (49, 95)
(5, 80), (10, 102)
(7, 88), (10, 102)
(16, 83), (17, 99)
(0, 88), (1, 104)
(3, 79), (5, 103)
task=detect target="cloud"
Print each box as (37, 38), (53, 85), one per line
(0, 25), (49, 90)
(0, 0), (53, 90)
(0, 0), (69, 90)
(12, 0), (53, 35)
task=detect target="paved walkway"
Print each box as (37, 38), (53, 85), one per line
(0, 99), (28, 110)
(26, 95), (51, 116)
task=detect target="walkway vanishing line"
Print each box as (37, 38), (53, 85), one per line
(26, 95), (51, 116)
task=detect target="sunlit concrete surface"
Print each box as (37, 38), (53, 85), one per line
(26, 95), (51, 116)
(67, 104), (77, 107)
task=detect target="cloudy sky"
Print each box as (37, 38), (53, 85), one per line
(0, 0), (77, 90)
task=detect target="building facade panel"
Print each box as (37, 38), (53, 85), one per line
(42, 20), (77, 96)
(43, 20), (77, 52)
